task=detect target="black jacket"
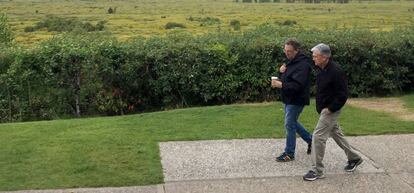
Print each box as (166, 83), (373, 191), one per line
(280, 52), (311, 106)
(315, 59), (348, 114)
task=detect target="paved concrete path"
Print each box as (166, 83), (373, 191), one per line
(3, 134), (414, 193)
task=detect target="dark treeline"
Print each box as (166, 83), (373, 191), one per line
(1, 22), (414, 122)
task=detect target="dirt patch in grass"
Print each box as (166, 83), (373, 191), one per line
(347, 98), (414, 121)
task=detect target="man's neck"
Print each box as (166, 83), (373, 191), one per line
(289, 53), (298, 61)
(319, 60), (329, 69)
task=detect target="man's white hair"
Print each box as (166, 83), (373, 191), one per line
(311, 43), (331, 57)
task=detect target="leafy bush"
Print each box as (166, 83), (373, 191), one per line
(282, 20), (297, 26)
(28, 16), (106, 32)
(230, 19), (241, 30)
(165, 22), (186, 29)
(24, 26), (35, 32)
(107, 7), (115, 14)
(187, 16), (221, 26)
(1, 25), (414, 122)
(0, 14), (13, 46)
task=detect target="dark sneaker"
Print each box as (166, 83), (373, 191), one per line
(276, 152), (295, 162)
(307, 143), (312, 155)
(344, 159), (363, 172)
(303, 170), (325, 181)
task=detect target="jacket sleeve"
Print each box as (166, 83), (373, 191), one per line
(327, 69), (348, 112)
(281, 65), (309, 96)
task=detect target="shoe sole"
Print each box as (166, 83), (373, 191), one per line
(303, 174), (325, 181)
(303, 177), (317, 181)
(345, 159), (363, 172)
(275, 154), (295, 162)
(276, 158), (295, 162)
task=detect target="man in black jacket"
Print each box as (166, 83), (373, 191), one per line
(303, 43), (363, 181)
(271, 38), (312, 162)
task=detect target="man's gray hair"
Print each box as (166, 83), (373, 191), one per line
(311, 43), (331, 57)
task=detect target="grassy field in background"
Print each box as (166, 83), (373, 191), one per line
(1, 98), (413, 191)
(1, 0), (414, 45)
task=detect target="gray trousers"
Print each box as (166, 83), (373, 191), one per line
(311, 109), (361, 174)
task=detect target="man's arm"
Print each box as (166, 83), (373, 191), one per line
(327, 69), (348, 112)
(281, 65), (309, 96)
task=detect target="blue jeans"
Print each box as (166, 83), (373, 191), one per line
(283, 104), (312, 155)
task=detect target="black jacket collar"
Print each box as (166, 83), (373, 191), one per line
(287, 51), (307, 66)
(318, 59), (334, 71)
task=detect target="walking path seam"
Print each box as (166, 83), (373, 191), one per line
(351, 145), (382, 169)
(157, 184), (166, 193)
(388, 172), (414, 189)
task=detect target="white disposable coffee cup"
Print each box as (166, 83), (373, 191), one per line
(271, 76), (279, 80)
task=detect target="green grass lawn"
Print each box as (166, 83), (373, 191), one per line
(402, 94), (414, 111)
(0, 99), (413, 191)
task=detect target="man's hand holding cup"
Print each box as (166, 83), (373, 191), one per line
(271, 76), (282, 89)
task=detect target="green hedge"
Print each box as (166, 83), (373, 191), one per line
(1, 25), (414, 122)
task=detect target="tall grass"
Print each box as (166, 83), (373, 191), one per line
(1, 0), (414, 45)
